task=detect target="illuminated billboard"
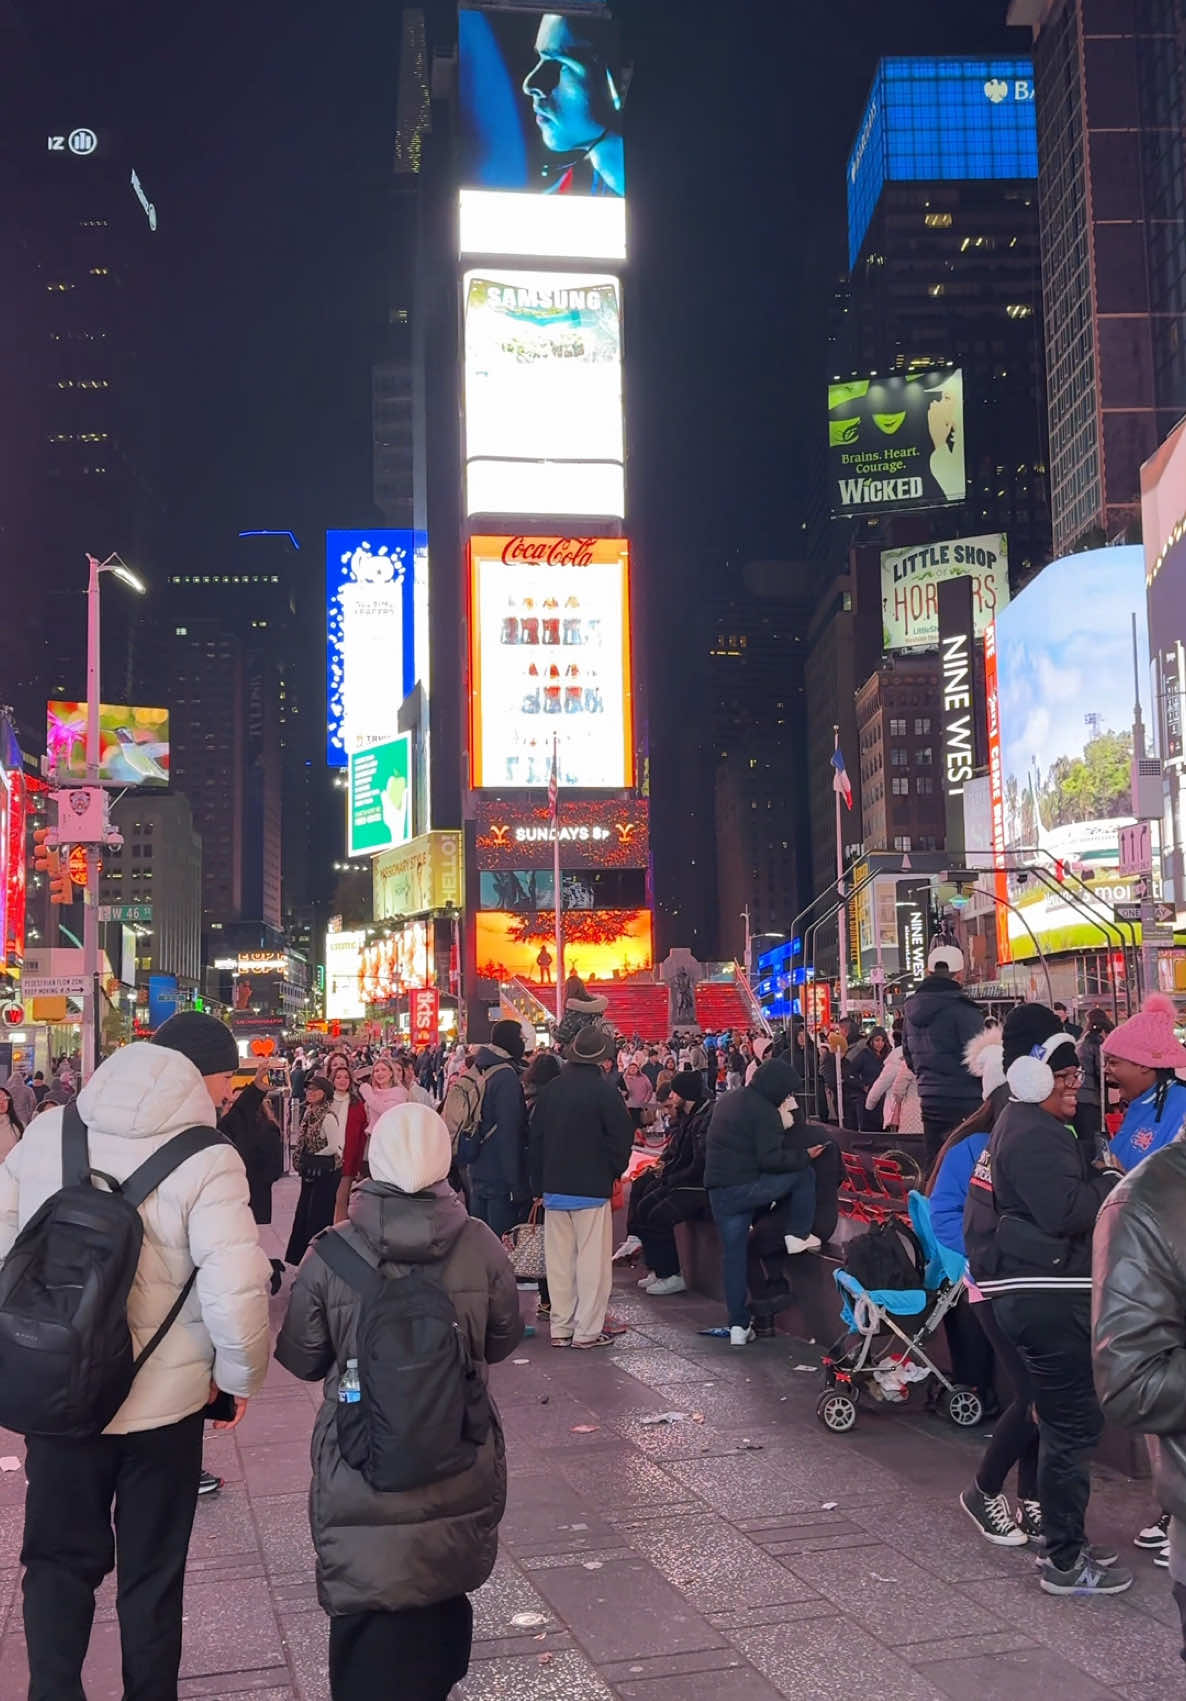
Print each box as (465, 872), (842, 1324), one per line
(464, 270), (624, 519)
(47, 703), (169, 787)
(374, 831), (464, 921)
(348, 734), (412, 858)
(829, 369), (965, 517)
(458, 6), (627, 260)
(325, 928), (366, 1022)
(326, 530), (426, 768)
(475, 907), (651, 984)
(469, 535), (634, 790)
(360, 921), (433, 1004)
(847, 57), (1037, 266)
(473, 794), (649, 869)
(987, 546), (1151, 958)
(881, 534), (1008, 652)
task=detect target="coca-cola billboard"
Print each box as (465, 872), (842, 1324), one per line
(468, 535), (634, 791)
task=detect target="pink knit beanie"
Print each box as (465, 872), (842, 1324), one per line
(1101, 994), (1186, 1071)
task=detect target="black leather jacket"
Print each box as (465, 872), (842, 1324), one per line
(1093, 1141), (1186, 1528)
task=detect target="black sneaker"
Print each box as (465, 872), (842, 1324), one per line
(198, 1470), (222, 1497)
(1017, 1498), (1042, 1541)
(960, 1486), (1027, 1546)
(1038, 1550), (1133, 1595)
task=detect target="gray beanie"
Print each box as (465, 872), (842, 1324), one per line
(152, 1012), (239, 1077)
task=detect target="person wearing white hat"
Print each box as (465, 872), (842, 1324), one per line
(276, 1103), (523, 1699)
(902, 943), (985, 1163)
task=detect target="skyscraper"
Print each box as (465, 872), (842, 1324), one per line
(839, 57), (1049, 581)
(1009, 0), (1186, 553)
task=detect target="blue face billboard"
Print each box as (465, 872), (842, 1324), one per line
(847, 57), (1038, 267)
(326, 530), (426, 768)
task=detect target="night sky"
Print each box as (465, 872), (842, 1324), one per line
(8, 0), (1024, 576)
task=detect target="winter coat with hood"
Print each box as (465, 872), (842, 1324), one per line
(2, 1073), (33, 1129)
(468, 1045), (530, 1199)
(219, 1083), (284, 1225)
(528, 1060), (634, 1199)
(703, 1060), (809, 1190)
(1092, 1143), (1186, 1577)
(902, 974), (985, 1119)
(0, 1042), (271, 1433)
(864, 1046), (922, 1135)
(274, 1178), (523, 1616)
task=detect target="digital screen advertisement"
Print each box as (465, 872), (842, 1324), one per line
(373, 831), (464, 922)
(828, 368), (965, 517)
(326, 530), (426, 768)
(987, 545), (1151, 958)
(475, 906), (652, 984)
(458, 5), (627, 260)
(881, 533), (1008, 652)
(360, 921), (432, 1004)
(473, 794), (649, 869)
(325, 928), (366, 1022)
(46, 702), (170, 788)
(464, 270), (624, 520)
(348, 734), (412, 858)
(469, 535), (634, 791)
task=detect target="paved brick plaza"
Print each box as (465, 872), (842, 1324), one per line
(0, 1174), (1177, 1699)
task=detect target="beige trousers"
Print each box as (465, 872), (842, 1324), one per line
(544, 1202), (613, 1343)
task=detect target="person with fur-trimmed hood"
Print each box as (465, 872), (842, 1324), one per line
(963, 1006), (1128, 1596)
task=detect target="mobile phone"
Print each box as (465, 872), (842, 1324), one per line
(268, 1066), (287, 1086)
(205, 1388), (237, 1424)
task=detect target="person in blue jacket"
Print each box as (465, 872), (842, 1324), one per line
(1102, 995), (1186, 1173)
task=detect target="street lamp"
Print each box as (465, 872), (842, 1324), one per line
(82, 553), (146, 1081)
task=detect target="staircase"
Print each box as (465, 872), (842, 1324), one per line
(499, 978), (554, 1031)
(695, 964), (771, 1037)
(586, 980), (671, 1042)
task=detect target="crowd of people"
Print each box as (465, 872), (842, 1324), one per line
(1, 960), (1186, 1695)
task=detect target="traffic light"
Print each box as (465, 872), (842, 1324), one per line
(32, 827), (53, 877)
(48, 852), (72, 905)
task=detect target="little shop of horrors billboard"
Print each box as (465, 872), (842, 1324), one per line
(881, 533), (1009, 652)
(472, 795), (649, 871)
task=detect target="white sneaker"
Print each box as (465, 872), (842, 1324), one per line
(646, 1275), (687, 1296)
(613, 1235), (642, 1263)
(784, 1233), (822, 1255)
(730, 1325), (756, 1347)
(637, 1272), (659, 1289)
(1135, 1513), (1171, 1548)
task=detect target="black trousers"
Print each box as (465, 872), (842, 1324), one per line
(992, 1290), (1103, 1570)
(329, 1595), (473, 1700)
(22, 1409), (205, 1701)
(974, 1299), (1039, 1503)
(944, 1293), (996, 1396)
(286, 1166), (341, 1264)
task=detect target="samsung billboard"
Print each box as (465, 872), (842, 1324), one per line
(847, 57), (1037, 267)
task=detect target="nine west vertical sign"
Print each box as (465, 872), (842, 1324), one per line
(937, 576), (975, 860)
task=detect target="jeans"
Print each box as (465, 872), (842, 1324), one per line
(470, 1187), (529, 1240)
(709, 1170), (816, 1329)
(992, 1290), (1103, 1569)
(22, 1409), (205, 1701)
(973, 1299), (1039, 1502)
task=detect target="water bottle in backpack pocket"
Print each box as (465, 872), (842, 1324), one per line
(316, 1230), (491, 1493)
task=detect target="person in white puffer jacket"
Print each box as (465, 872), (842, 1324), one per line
(0, 1015), (272, 1701)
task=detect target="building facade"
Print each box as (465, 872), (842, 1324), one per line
(1010, 0), (1186, 552)
(855, 655), (945, 856)
(101, 793), (202, 992)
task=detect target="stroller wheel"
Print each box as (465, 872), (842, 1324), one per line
(942, 1385), (984, 1428)
(816, 1389), (858, 1433)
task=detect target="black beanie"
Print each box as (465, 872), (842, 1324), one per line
(749, 1058), (801, 1107)
(1001, 1003), (1065, 1070)
(490, 1018), (526, 1061)
(671, 1068), (707, 1105)
(152, 1012), (239, 1077)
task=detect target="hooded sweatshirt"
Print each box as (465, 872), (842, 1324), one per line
(703, 1059), (809, 1190)
(0, 1041), (271, 1432)
(274, 1179), (523, 1616)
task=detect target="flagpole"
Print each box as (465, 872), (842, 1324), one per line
(552, 733), (564, 1025)
(834, 726), (848, 1129)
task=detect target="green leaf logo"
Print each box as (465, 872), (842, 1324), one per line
(873, 411), (907, 435)
(830, 418), (861, 446)
(828, 380), (870, 410)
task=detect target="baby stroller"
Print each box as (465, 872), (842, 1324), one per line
(816, 1191), (983, 1434)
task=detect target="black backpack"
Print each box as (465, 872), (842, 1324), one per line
(0, 1103), (224, 1439)
(844, 1217), (927, 1299)
(316, 1229), (492, 1493)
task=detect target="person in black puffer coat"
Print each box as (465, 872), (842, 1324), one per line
(628, 1071), (713, 1295)
(704, 1059), (823, 1344)
(902, 945), (985, 1162)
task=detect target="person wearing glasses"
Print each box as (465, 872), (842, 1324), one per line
(964, 1005), (1127, 1597)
